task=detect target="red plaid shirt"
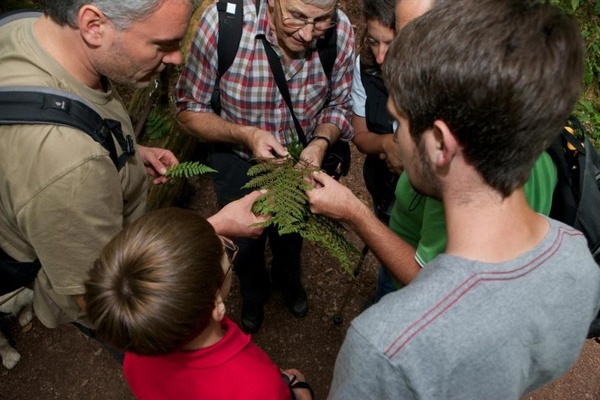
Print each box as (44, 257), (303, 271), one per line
(175, 0), (355, 159)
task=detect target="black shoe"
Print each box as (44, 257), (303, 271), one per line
(241, 301), (264, 334)
(283, 285), (308, 318)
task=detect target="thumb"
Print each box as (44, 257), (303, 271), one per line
(271, 141), (289, 158)
(145, 151), (168, 175)
(244, 189), (267, 203)
(311, 171), (329, 187)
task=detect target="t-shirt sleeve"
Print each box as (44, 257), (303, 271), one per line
(351, 56), (367, 117)
(415, 197), (447, 267)
(329, 326), (416, 399)
(523, 150), (557, 215)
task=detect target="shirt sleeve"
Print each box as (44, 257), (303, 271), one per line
(174, 4), (220, 114)
(415, 197), (447, 267)
(523, 150), (557, 215)
(315, 10), (355, 141)
(329, 326), (417, 400)
(351, 56), (367, 117)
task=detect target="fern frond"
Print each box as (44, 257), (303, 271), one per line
(145, 108), (175, 140)
(303, 216), (361, 274)
(165, 161), (217, 178)
(244, 157), (359, 275)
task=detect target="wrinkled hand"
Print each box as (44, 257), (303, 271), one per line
(207, 191), (269, 238)
(305, 171), (361, 222)
(137, 144), (178, 185)
(298, 140), (327, 169)
(248, 129), (289, 160)
(380, 134), (403, 174)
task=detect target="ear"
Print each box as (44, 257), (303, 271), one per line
(427, 120), (459, 168)
(77, 5), (109, 47)
(211, 293), (226, 323)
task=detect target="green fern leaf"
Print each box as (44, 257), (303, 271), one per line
(165, 161), (217, 178)
(145, 108), (175, 140)
(243, 157), (359, 275)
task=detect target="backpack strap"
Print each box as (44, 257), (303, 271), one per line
(0, 9), (42, 27)
(0, 86), (135, 171)
(316, 19), (338, 104)
(258, 34), (308, 146)
(211, 0), (245, 115)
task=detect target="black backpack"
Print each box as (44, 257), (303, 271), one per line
(0, 11), (136, 295)
(547, 115), (600, 338)
(209, 0), (350, 179)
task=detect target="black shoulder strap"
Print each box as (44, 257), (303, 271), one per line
(211, 0), (245, 114)
(258, 35), (308, 146)
(317, 23), (337, 82)
(258, 23), (338, 147)
(0, 87), (135, 171)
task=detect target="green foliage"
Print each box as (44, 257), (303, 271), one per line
(144, 107), (175, 140)
(0, 0), (40, 12)
(165, 161), (216, 178)
(551, 0), (600, 146)
(243, 157), (360, 273)
(286, 132), (304, 159)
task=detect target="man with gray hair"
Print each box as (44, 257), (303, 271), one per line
(307, 0), (600, 397)
(0, 0), (266, 332)
(176, 0), (355, 333)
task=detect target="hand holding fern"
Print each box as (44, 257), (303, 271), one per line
(137, 144), (179, 185)
(306, 171), (369, 226)
(207, 191), (269, 239)
(246, 128), (289, 159)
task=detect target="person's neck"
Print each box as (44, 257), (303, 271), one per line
(443, 182), (549, 264)
(181, 319), (226, 351)
(33, 15), (104, 91)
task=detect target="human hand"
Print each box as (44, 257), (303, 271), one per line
(136, 144), (178, 185)
(281, 369), (313, 400)
(298, 138), (327, 169)
(380, 134), (403, 174)
(207, 191), (269, 238)
(305, 171), (362, 223)
(247, 128), (289, 160)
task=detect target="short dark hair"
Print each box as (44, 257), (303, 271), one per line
(84, 208), (225, 355)
(384, 0), (584, 196)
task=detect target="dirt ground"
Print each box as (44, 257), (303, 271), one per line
(1, 145), (600, 400)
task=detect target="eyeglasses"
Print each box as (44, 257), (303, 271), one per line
(218, 236), (239, 287)
(276, 0), (337, 32)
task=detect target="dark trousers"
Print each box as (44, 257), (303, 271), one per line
(210, 148), (303, 303)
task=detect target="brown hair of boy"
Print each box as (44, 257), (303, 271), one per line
(85, 208), (225, 355)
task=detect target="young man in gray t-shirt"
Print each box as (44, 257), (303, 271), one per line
(306, 0), (600, 398)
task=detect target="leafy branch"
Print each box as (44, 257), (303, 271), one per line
(243, 157), (360, 274)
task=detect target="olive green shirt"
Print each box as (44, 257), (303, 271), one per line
(0, 16), (148, 328)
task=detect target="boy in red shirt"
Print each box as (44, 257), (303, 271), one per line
(85, 208), (312, 400)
